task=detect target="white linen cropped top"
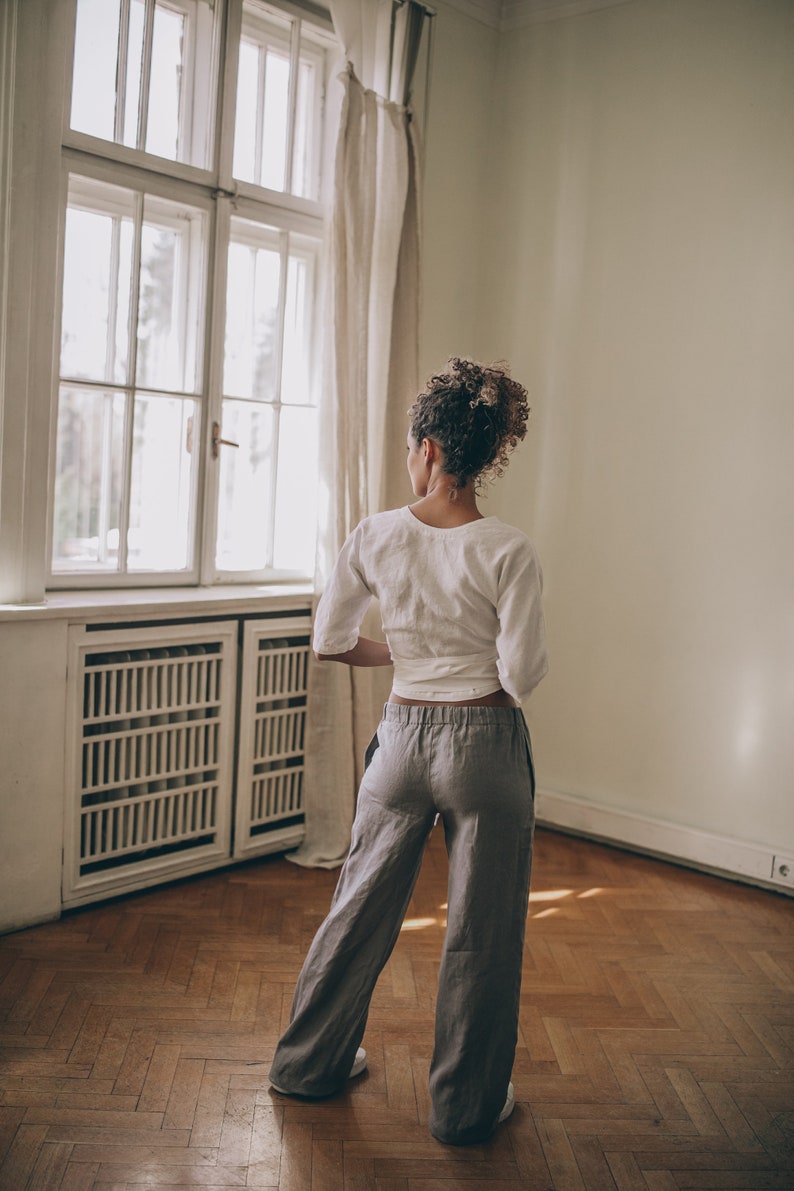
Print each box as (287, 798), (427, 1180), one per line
(312, 506), (548, 704)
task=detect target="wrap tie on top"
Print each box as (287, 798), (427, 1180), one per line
(390, 651), (501, 701)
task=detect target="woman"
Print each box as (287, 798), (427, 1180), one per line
(269, 358), (548, 1145)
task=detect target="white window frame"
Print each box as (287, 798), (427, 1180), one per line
(41, 0), (336, 591)
(69, 0), (220, 171)
(51, 164), (212, 582)
(208, 204), (322, 581)
(235, 2), (327, 199)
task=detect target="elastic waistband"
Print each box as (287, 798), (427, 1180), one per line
(381, 703), (525, 727)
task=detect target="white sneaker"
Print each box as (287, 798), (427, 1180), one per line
(498, 1081), (515, 1123)
(269, 1047), (367, 1095)
(350, 1047), (368, 1078)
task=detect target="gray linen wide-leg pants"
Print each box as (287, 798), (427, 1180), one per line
(268, 703), (535, 1146)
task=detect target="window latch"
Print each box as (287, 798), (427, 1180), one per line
(212, 421), (240, 459)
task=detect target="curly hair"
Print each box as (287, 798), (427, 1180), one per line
(408, 358), (530, 490)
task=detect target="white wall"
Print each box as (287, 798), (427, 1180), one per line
(386, 0), (502, 508)
(468, 0), (794, 861)
(0, 621), (67, 932)
(420, 2), (500, 380)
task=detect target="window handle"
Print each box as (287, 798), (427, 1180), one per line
(212, 421), (240, 459)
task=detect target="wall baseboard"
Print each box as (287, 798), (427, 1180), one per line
(535, 788), (793, 896)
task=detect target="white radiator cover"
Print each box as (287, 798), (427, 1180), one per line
(63, 614), (311, 908)
(234, 617), (310, 861)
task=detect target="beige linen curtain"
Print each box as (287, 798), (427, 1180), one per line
(289, 0), (428, 867)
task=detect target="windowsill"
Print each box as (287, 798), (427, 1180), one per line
(0, 583), (314, 624)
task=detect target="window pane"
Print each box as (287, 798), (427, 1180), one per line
(273, 405), (317, 573)
(52, 388), (126, 571)
(223, 222), (281, 400)
(137, 196), (206, 393)
(234, 5), (292, 189)
(128, 395), (197, 570)
(145, 3), (187, 160)
(292, 57), (318, 199)
(61, 178), (135, 385)
(233, 40), (259, 183)
(261, 49), (290, 190)
(71, 0), (121, 142)
(215, 400), (276, 571)
(281, 248), (315, 404)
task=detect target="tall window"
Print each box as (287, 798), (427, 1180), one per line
(51, 0), (334, 586)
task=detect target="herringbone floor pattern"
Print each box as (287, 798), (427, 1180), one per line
(1, 827), (792, 1190)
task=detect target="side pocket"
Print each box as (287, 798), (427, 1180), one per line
(520, 713), (536, 800)
(363, 730), (380, 772)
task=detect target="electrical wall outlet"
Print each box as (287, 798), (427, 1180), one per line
(771, 855), (794, 888)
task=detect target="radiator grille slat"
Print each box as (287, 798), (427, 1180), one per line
(83, 654), (221, 725)
(79, 785), (219, 861)
(80, 718), (222, 797)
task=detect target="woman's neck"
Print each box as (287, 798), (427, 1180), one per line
(410, 477), (484, 528)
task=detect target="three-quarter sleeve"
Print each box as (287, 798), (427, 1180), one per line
(312, 524), (374, 655)
(494, 539), (549, 704)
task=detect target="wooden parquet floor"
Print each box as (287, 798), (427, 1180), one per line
(1, 827), (792, 1190)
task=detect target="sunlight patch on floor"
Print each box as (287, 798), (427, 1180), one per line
(529, 889), (572, 902)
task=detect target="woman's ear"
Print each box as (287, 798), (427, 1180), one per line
(422, 437), (436, 464)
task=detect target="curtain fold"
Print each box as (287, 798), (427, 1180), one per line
(289, 0), (427, 868)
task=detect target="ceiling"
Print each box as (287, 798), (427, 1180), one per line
(443, 0), (635, 32)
